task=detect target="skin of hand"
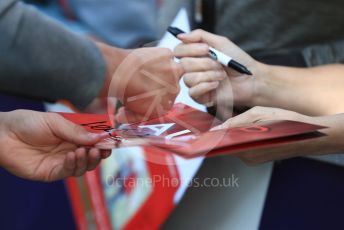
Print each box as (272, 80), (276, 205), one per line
(174, 29), (264, 119)
(212, 106), (344, 165)
(0, 110), (111, 182)
(174, 29), (344, 117)
(96, 42), (184, 122)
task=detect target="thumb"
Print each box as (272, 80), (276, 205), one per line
(211, 111), (258, 131)
(48, 114), (107, 145)
(178, 29), (227, 48)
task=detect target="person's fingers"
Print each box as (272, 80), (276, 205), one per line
(48, 114), (108, 145)
(171, 62), (185, 81)
(178, 29), (230, 48)
(183, 71), (226, 88)
(211, 107), (280, 131)
(189, 81), (219, 100)
(56, 151), (77, 180)
(74, 148), (88, 177)
(46, 151), (76, 181)
(195, 94), (217, 107)
(180, 57), (222, 72)
(86, 148), (102, 171)
(211, 110), (260, 131)
(100, 150), (112, 159)
(64, 151), (76, 172)
(174, 43), (209, 58)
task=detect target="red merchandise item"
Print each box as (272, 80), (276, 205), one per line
(59, 103), (326, 158)
(168, 121), (326, 158)
(62, 103), (325, 229)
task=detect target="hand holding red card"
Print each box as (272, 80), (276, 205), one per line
(59, 103), (326, 159)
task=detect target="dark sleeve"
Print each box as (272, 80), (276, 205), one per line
(302, 40), (344, 66)
(0, 0), (106, 109)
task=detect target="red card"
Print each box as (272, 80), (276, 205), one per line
(59, 103), (326, 158)
(163, 120), (326, 158)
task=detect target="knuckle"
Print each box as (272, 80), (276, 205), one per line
(199, 82), (210, 91)
(189, 87), (200, 98)
(183, 74), (193, 87)
(207, 71), (218, 81)
(180, 58), (189, 68)
(172, 63), (185, 76)
(189, 90), (196, 98)
(159, 47), (173, 57)
(204, 58), (216, 69)
(192, 60), (205, 71)
(194, 29), (204, 34)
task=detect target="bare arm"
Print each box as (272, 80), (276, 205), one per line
(174, 29), (344, 117)
(213, 107), (344, 164)
(255, 64), (344, 116)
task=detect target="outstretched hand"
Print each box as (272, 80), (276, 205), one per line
(212, 107), (344, 164)
(174, 29), (266, 119)
(96, 43), (184, 123)
(0, 110), (111, 182)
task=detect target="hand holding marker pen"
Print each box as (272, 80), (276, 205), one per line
(168, 27), (252, 75)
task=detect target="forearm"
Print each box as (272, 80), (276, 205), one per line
(306, 114), (344, 153)
(94, 42), (129, 98)
(235, 114), (344, 164)
(286, 113), (344, 156)
(253, 64), (344, 116)
(0, 0), (106, 109)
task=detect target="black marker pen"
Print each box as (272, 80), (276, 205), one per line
(168, 26), (252, 75)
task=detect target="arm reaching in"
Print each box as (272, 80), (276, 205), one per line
(97, 44), (183, 122)
(0, 0), (183, 119)
(0, 110), (111, 182)
(212, 107), (344, 164)
(174, 29), (344, 117)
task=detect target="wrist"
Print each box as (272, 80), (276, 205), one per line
(95, 42), (129, 98)
(251, 62), (283, 107)
(249, 62), (270, 106)
(312, 115), (344, 153)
